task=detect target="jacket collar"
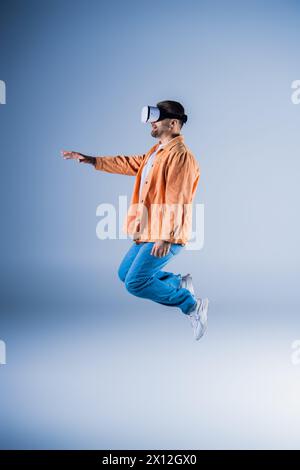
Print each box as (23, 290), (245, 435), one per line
(148, 134), (184, 156)
(157, 134), (184, 151)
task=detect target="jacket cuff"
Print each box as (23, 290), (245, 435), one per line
(94, 157), (103, 170)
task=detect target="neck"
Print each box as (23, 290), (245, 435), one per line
(158, 133), (180, 146)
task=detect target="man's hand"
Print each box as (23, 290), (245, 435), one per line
(61, 150), (96, 166)
(150, 240), (171, 258)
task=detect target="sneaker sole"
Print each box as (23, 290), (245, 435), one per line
(195, 298), (209, 340)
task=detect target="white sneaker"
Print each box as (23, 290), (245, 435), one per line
(180, 273), (195, 295)
(187, 298), (209, 340)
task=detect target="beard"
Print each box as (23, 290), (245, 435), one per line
(151, 128), (160, 138)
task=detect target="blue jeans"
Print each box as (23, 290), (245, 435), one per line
(118, 241), (197, 315)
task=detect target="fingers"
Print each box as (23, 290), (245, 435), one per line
(61, 150), (74, 159)
(153, 250), (166, 258)
(151, 243), (171, 258)
(161, 247), (170, 257)
(61, 150), (83, 161)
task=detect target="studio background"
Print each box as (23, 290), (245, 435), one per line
(0, 0), (300, 449)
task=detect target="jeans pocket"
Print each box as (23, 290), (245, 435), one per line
(169, 243), (184, 255)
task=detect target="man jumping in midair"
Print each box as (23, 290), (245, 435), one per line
(62, 100), (209, 340)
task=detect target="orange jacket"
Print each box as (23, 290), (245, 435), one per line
(94, 134), (200, 245)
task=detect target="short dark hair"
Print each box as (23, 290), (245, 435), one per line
(156, 100), (186, 128)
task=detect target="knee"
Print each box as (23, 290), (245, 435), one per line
(124, 278), (138, 295)
(117, 265), (127, 283)
(125, 276), (144, 296)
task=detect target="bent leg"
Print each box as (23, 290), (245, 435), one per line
(124, 242), (196, 315)
(154, 270), (182, 290)
(117, 242), (142, 282)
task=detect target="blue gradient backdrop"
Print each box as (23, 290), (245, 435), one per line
(0, 0), (300, 449)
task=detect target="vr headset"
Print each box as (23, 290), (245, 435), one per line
(141, 105), (188, 124)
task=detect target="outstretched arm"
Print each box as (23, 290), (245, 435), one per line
(94, 153), (146, 175)
(62, 151), (96, 166)
(61, 150), (146, 176)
